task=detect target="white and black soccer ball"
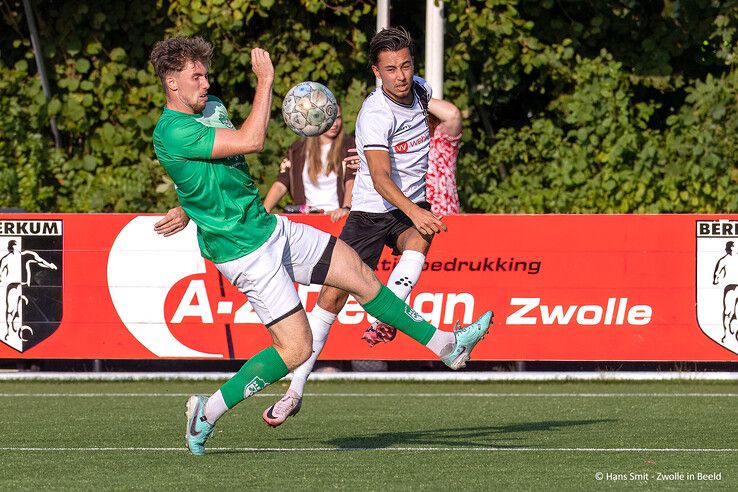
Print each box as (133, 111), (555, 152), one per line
(282, 81), (338, 137)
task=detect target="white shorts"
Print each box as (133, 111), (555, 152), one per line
(215, 215), (334, 327)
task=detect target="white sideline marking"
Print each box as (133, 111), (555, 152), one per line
(1, 371), (737, 382)
(0, 392), (737, 398)
(0, 447), (735, 453)
(1, 392), (737, 398)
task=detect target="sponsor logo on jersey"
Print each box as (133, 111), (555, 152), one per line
(393, 141), (409, 153)
(392, 132), (429, 154)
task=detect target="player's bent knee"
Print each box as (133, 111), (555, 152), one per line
(275, 342), (312, 370)
(291, 343), (313, 368)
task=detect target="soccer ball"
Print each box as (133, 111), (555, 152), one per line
(282, 81), (338, 137)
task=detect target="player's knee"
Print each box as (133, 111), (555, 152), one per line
(277, 341), (312, 370)
(358, 262), (379, 287)
(292, 343), (312, 368)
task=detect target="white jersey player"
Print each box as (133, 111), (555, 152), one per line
(351, 74), (433, 213)
(263, 26), (493, 428)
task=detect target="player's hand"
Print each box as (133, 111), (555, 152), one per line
(327, 207), (349, 223)
(154, 206), (190, 237)
(409, 206), (447, 236)
(342, 148), (359, 171)
(251, 47), (274, 83)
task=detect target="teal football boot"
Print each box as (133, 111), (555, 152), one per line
(185, 395), (215, 456)
(441, 310), (494, 370)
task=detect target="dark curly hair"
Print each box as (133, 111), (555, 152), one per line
(150, 36), (213, 87)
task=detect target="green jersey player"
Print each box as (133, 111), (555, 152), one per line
(150, 35), (492, 456)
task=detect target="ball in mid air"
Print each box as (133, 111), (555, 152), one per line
(282, 81), (338, 137)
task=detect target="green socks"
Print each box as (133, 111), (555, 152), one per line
(362, 284), (436, 345)
(219, 345), (289, 409)
(218, 286), (435, 409)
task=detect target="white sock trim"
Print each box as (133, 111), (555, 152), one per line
(310, 304), (338, 326)
(398, 249), (426, 263)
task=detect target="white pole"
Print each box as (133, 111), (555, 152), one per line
(376, 0), (390, 87)
(377, 0), (390, 32)
(425, 0), (444, 98)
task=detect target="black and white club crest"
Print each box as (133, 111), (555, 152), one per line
(696, 220), (738, 356)
(0, 220), (63, 353)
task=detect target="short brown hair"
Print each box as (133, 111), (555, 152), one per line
(150, 36), (213, 86)
(369, 26), (414, 66)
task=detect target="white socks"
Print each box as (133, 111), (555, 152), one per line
(204, 389), (228, 424)
(388, 250), (454, 356)
(425, 329), (456, 358)
(288, 305), (336, 396)
(387, 250), (425, 300)
(281, 250), (442, 399)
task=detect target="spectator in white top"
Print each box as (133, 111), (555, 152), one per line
(263, 105), (358, 222)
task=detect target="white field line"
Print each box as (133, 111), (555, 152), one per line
(0, 392), (736, 398)
(0, 371), (737, 382)
(0, 447), (735, 453)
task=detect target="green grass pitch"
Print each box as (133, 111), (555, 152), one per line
(0, 379), (735, 490)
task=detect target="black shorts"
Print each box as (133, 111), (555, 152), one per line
(338, 201), (431, 269)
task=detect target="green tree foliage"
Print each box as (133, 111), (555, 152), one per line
(2, 1), (174, 212)
(439, 0), (738, 212)
(0, 0), (374, 212)
(3, 0), (738, 213)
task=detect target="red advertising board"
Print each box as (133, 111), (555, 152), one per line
(0, 213), (736, 361)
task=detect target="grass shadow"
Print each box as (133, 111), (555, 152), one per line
(324, 419), (616, 449)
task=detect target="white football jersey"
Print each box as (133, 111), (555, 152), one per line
(352, 76), (432, 213)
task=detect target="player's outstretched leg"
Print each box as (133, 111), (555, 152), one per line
(326, 239), (493, 368)
(263, 239), (494, 428)
(185, 394), (215, 456)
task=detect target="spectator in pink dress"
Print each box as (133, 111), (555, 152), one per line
(425, 99), (462, 215)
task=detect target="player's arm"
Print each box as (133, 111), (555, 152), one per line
(428, 98), (462, 137)
(365, 149), (447, 236)
(211, 48), (274, 159)
(342, 178), (354, 210)
(327, 177), (355, 222)
(154, 206), (190, 236)
(263, 182), (288, 213)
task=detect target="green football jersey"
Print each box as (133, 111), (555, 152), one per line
(153, 95), (276, 263)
